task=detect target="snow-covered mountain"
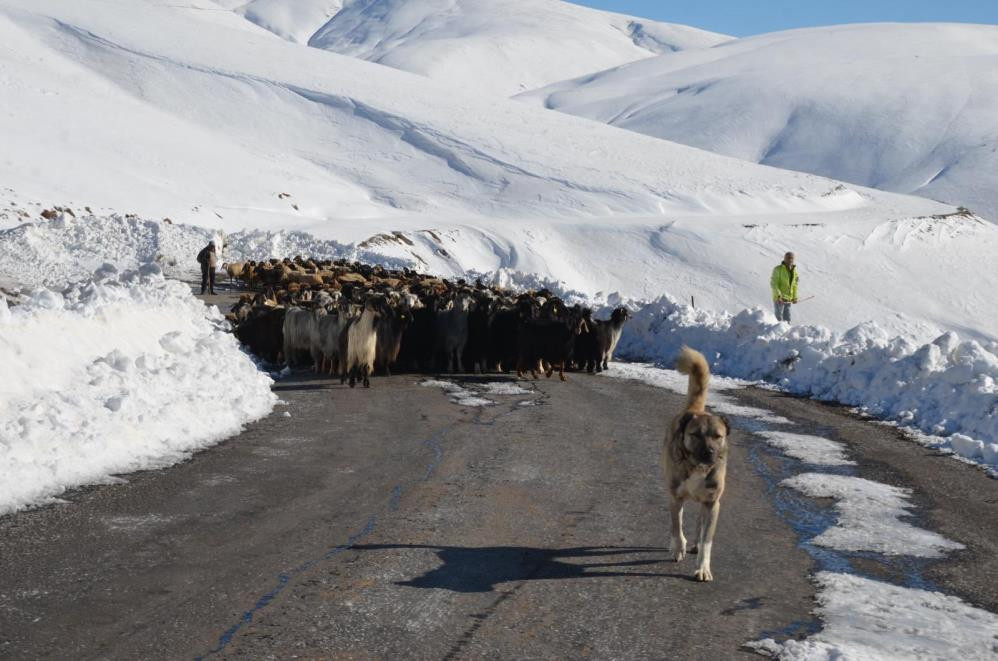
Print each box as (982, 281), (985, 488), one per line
(0, 0), (874, 230)
(297, 0), (729, 96)
(231, 0), (344, 44)
(520, 23), (998, 221)
(2, 0), (997, 343)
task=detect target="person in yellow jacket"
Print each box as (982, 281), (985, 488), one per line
(770, 252), (799, 323)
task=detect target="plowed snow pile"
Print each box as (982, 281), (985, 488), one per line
(613, 294), (998, 474)
(0, 267), (275, 514)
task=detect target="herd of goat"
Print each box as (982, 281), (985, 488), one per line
(224, 257), (630, 388)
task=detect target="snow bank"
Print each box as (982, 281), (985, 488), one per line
(0, 267), (276, 514)
(748, 571), (998, 660)
(603, 362), (793, 425)
(782, 474), (963, 557)
(0, 212), (410, 289)
(615, 295), (998, 473)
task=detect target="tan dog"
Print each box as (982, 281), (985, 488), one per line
(662, 346), (730, 582)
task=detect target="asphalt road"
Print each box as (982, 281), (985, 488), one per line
(0, 288), (994, 659)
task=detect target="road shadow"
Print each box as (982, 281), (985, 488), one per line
(271, 381), (335, 392)
(352, 544), (692, 592)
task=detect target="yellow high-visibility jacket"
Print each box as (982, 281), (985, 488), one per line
(770, 263), (799, 302)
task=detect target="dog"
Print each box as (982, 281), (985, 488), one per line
(662, 346), (730, 582)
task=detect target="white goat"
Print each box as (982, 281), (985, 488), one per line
(341, 300), (382, 388)
(283, 306), (325, 369)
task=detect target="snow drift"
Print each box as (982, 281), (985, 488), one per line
(613, 294), (998, 474)
(0, 210), (408, 289)
(0, 267), (276, 514)
(522, 22), (998, 221)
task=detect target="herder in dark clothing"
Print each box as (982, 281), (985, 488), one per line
(197, 241), (218, 295)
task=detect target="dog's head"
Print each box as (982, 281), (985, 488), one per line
(676, 412), (730, 466)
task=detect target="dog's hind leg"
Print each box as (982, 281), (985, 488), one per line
(668, 497), (687, 562)
(693, 501), (720, 582)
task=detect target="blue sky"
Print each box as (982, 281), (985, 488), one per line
(573, 0), (998, 37)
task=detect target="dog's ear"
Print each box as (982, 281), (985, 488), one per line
(674, 412), (695, 441)
(719, 415), (732, 437)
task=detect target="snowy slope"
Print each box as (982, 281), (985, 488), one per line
(305, 0), (730, 96)
(2, 0), (998, 343)
(521, 23), (998, 221)
(0, 0), (842, 232)
(233, 0), (344, 44)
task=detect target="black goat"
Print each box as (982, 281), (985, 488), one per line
(516, 309), (589, 381)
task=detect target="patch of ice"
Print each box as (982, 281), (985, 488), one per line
(480, 382), (532, 396)
(757, 431), (856, 466)
(781, 473), (964, 557)
(104, 514), (173, 531)
(420, 379), (495, 407)
(747, 571), (998, 660)
(452, 395), (494, 407)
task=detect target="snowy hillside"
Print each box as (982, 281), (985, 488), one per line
(2, 0), (998, 343)
(521, 23), (998, 221)
(232, 0), (344, 44)
(0, 0), (832, 232)
(303, 0), (730, 96)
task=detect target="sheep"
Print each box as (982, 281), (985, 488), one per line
(222, 261), (248, 284)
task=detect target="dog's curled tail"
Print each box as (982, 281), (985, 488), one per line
(676, 346), (710, 412)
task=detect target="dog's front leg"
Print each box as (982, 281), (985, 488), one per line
(668, 497), (686, 562)
(693, 500), (720, 582)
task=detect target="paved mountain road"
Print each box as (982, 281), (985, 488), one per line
(1, 371), (817, 659)
(0, 286), (995, 659)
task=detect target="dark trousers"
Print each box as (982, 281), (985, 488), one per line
(201, 266), (215, 294)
